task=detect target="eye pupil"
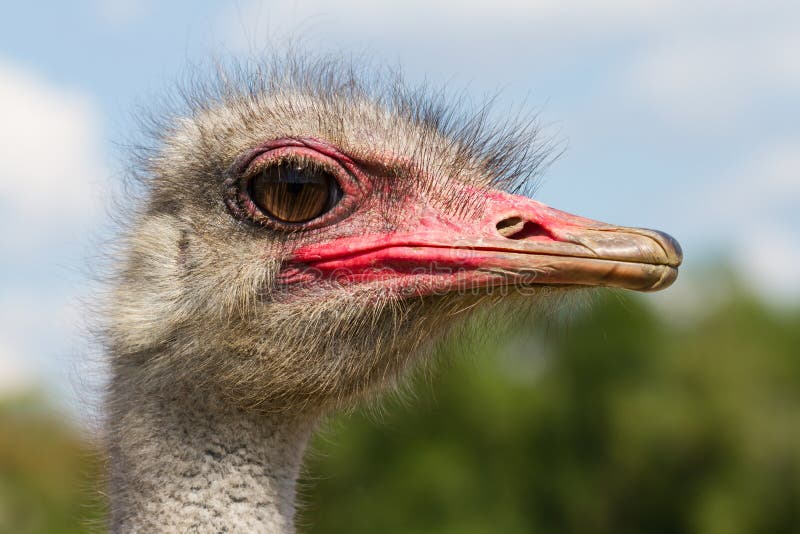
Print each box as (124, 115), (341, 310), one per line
(248, 162), (341, 223)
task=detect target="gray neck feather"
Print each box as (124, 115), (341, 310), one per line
(108, 379), (316, 533)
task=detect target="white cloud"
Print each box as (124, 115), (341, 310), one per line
(697, 141), (800, 300)
(736, 225), (800, 300)
(727, 142), (800, 205)
(731, 144), (800, 299)
(0, 339), (35, 396)
(213, 0), (800, 155)
(0, 289), (71, 397)
(219, 0), (681, 66)
(0, 285), (102, 409)
(221, 0), (675, 44)
(0, 59), (108, 253)
(221, 1), (800, 127)
(95, 0), (149, 27)
(0, 59), (107, 397)
(628, 26), (800, 124)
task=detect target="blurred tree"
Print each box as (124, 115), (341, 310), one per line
(0, 395), (104, 534)
(301, 290), (800, 534)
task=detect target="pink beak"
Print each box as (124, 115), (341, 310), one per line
(286, 186), (682, 295)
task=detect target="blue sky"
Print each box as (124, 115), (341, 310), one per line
(1, 1), (798, 413)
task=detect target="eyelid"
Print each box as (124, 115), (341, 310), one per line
(225, 140), (367, 231)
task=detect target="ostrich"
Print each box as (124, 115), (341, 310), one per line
(105, 57), (682, 533)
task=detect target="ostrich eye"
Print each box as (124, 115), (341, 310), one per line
(248, 162), (342, 223)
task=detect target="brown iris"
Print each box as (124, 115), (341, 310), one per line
(248, 161), (341, 223)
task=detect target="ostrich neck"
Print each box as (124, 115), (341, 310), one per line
(108, 373), (316, 533)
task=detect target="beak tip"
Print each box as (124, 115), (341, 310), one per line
(635, 229), (682, 291)
(650, 229), (683, 268)
(644, 266), (680, 292)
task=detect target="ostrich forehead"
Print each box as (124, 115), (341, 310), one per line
(150, 63), (549, 197)
(189, 95), (454, 164)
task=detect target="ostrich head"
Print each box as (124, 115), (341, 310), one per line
(104, 57), (682, 532)
(108, 59), (681, 417)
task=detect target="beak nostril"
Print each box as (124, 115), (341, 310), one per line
(496, 216), (525, 237)
(496, 217), (552, 240)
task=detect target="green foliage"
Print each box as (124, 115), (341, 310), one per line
(302, 291), (800, 534)
(1, 287), (798, 533)
(0, 395), (104, 534)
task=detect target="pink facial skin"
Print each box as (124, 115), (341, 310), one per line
(229, 138), (682, 298)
